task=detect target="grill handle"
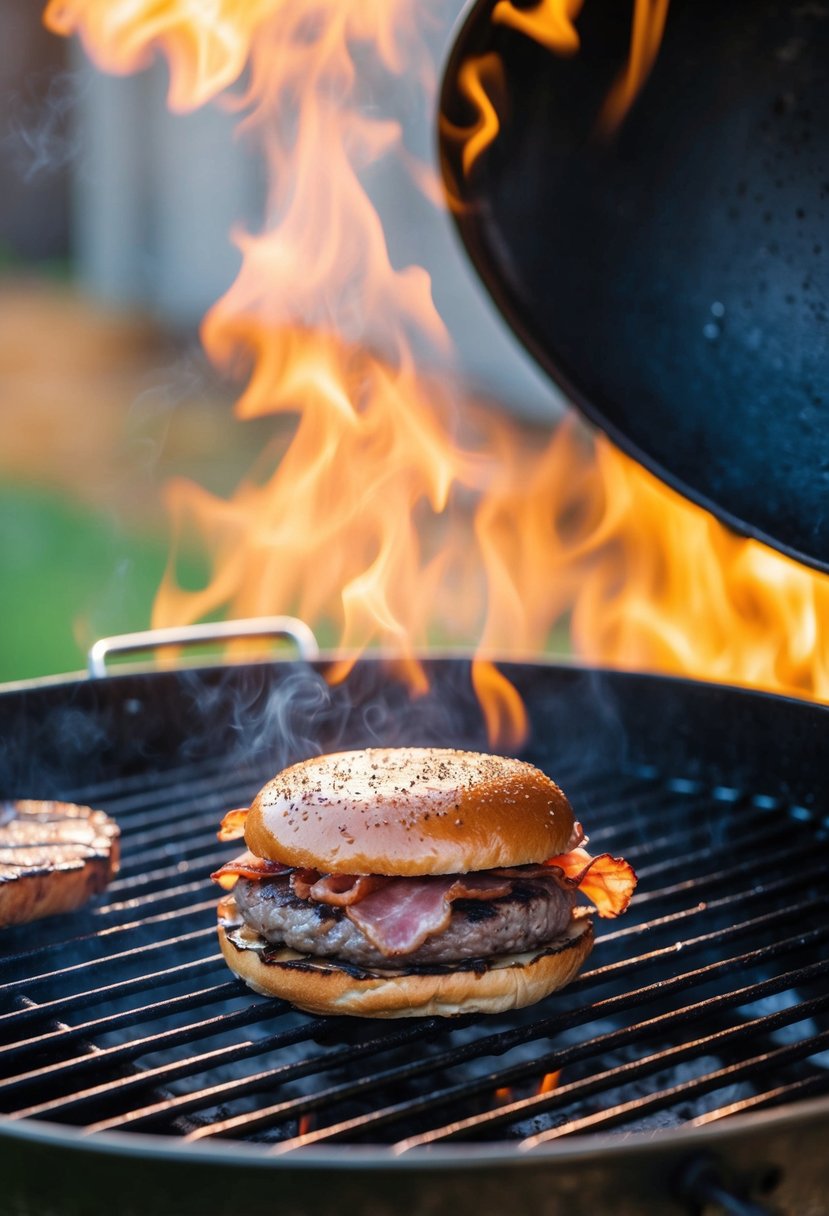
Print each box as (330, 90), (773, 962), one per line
(87, 617), (320, 678)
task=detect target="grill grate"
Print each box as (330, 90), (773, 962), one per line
(1, 752), (828, 1152)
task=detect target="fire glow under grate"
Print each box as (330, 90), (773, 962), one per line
(2, 749), (828, 1149)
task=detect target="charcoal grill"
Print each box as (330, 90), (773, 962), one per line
(5, 0), (829, 1210)
(2, 650), (829, 1215)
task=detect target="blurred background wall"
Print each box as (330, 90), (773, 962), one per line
(0, 0), (70, 264)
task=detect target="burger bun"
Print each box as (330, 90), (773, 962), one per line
(244, 747), (575, 877)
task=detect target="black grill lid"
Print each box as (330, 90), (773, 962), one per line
(440, 0), (829, 574)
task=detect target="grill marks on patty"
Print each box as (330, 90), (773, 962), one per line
(233, 873), (577, 969)
(0, 800), (120, 927)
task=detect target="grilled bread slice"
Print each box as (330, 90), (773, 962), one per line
(0, 800), (120, 928)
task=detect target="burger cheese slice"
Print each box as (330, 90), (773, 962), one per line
(213, 747), (636, 1018)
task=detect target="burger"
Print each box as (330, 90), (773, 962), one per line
(212, 747), (636, 1018)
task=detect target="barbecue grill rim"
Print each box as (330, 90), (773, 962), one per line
(3, 651), (829, 718)
(3, 1095), (829, 1169)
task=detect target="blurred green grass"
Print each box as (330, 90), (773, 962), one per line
(0, 483), (179, 682)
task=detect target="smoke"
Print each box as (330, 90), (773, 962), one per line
(170, 656), (492, 776)
(125, 346), (226, 483)
(2, 68), (85, 182)
(219, 665), (340, 773)
(172, 657), (632, 784)
(150, 654), (495, 783)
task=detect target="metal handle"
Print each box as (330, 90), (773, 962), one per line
(87, 616), (320, 678)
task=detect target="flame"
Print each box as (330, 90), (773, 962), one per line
(452, 52), (505, 180)
(537, 1070), (561, 1094)
(45, 0), (541, 747)
(492, 0), (581, 53)
(494, 0), (670, 133)
(446, 0), (671, 181)
(44, 0), (275, 112)
(538, 419), (829, 701)
(597, 0), (671, 136)
(46, 0), (829, 745)
(493, 1068), (561, 1107)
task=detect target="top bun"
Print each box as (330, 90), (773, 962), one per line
(244, 747), (574, 876)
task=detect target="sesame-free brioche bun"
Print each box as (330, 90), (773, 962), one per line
(244, 747), (574, 877)
(218, 895), (594, 1018)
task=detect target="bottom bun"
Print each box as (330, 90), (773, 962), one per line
(217, 894), (594, 1018)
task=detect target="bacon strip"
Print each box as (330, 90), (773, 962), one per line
(449, 873), (512, 900)
(211, 851), (291, 890)
(217, 808), (249, 842)
(289, 868), (320, 900)
(211, 840), (636, 934)
(544, 848), (637, 917)
(289, 870), (391, 906)
(346, 873), (512, 956)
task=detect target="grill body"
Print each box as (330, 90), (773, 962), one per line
(1, 657), (828, 1214)
(5, 1114), (829, 1216)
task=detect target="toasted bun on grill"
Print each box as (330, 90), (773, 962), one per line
(244, 747), (575, 877)
(218, 895), (594, 1018)
(0, 800), (120, 928)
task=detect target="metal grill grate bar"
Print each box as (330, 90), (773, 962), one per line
(690, 1072), (829, 1126)
(3, 858), (822, 1130)
(0, 920), (216, 996)
(193, 938), (826, 1147)
(6, 1018), (330, 1124)
(630, 815), (794, 883)
(629, 837), (817, 908)
(286, 972), (829, 1152)
(6, 993), (281, 1118)
(521, 1023), (829, 1146)
(588, 862), (829, 954)
(3, 890), (821, 1123)
(67, 763), (267, 820)
(87, 1020), (447, 1136)
(0, 968), (235, 1067)
(0, 954), (224, 1036)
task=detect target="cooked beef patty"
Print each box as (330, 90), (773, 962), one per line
(234, 875), (577, 969)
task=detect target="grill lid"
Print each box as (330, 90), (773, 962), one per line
(440, 0), (829, 574)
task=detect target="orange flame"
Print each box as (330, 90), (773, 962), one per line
(537, 1069), (561, 1094)
(44, 0), (275, 112)
(537, 419), (829, 701)
(448, 0), (671, 180)
(493, 1068), (561, 1107)
(46, 0), (829, 745)
(45, 0), (542, 747)
(597, 0), (671, 135)
(492, 0), (582, 53)
(452, 52), (505, 180)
